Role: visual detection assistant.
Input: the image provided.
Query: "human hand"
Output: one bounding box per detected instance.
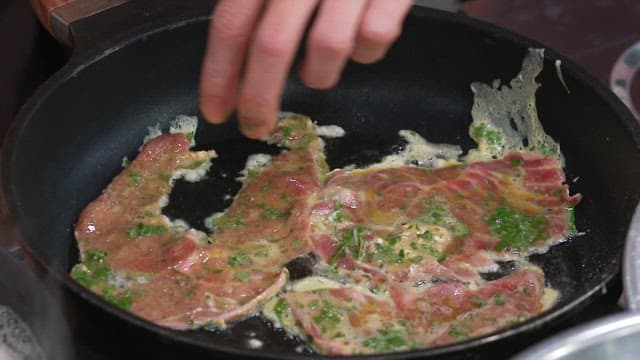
[199,0,412,139]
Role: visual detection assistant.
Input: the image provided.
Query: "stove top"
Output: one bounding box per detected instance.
[0,0,636,359]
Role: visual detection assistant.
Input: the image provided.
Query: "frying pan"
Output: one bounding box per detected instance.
[3,1,640,359]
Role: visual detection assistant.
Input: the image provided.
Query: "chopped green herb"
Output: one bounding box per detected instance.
[308,299,320,310]
[128,171,141,186]
[327,265,340,277]
[397,249,405,262]
[427,245,443,259]
[536,141,559,156]
[372,243,402,265]
[312,301,342,328]
[71,266,95,287]
[234,271,250,282]
[203,320,220,331]
[471,123,503,148]
[228,253,253,267]
[470,294,486,307]
[273,118,318,149]
[254,248,268,257]
[84,249,106,264]
[257,203,287,220]
[510,157,523,167]
[448,323,469,339]
[494,293,504,305]
[279,192,293,204]
[71,249,112,288]
[127,223,168,238]
[102,288,133,310]
[419,202,469,238]
[386,233,401,246]
[266,236,280,243]
[212,215,244,232]
[363,329,408,353]
[330,210,347,223]
[273,298,288,322]
[185,131,195,143]
[329,226,369,264]
[373,241,415,264]
[417,230,433,241]
[487,206,547,251]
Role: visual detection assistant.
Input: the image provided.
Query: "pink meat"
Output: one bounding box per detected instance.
[292,151,577,354]
[72,117,328,329]
[284,287,414,355]
[283,269,545,355]
[74,122,578,354]
[75,134,196,271]
[308,152,579,293]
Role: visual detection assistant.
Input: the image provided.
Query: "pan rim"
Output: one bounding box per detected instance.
[2,6,638,359]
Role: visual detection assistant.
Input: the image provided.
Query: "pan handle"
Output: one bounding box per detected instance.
[29,0,215,53]
[623,202,640,311]
[29,0,129,46]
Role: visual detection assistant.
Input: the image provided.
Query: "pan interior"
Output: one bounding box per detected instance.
[6,10,640,358]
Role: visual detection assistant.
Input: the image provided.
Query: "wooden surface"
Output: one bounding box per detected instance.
[462,0,640,87]
[29,0,128,44]
[29,0,74,31]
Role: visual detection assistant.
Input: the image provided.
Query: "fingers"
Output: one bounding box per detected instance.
[351,0,412,64]
[300,0,411,88]
[237,0,319,138]
[200,0,412,138]
[199,0,264,124]
[299,0,367,89]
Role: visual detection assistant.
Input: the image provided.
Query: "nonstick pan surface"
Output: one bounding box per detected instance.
[3,7,640,359]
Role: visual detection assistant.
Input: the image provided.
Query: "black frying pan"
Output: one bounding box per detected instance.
[3,4,640,360]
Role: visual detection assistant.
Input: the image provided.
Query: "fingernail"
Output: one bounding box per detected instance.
[239,117,271,139]
[200,96,230,124]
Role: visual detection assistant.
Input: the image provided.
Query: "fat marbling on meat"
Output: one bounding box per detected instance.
[72,114,327,329]
[271,151,579,354]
